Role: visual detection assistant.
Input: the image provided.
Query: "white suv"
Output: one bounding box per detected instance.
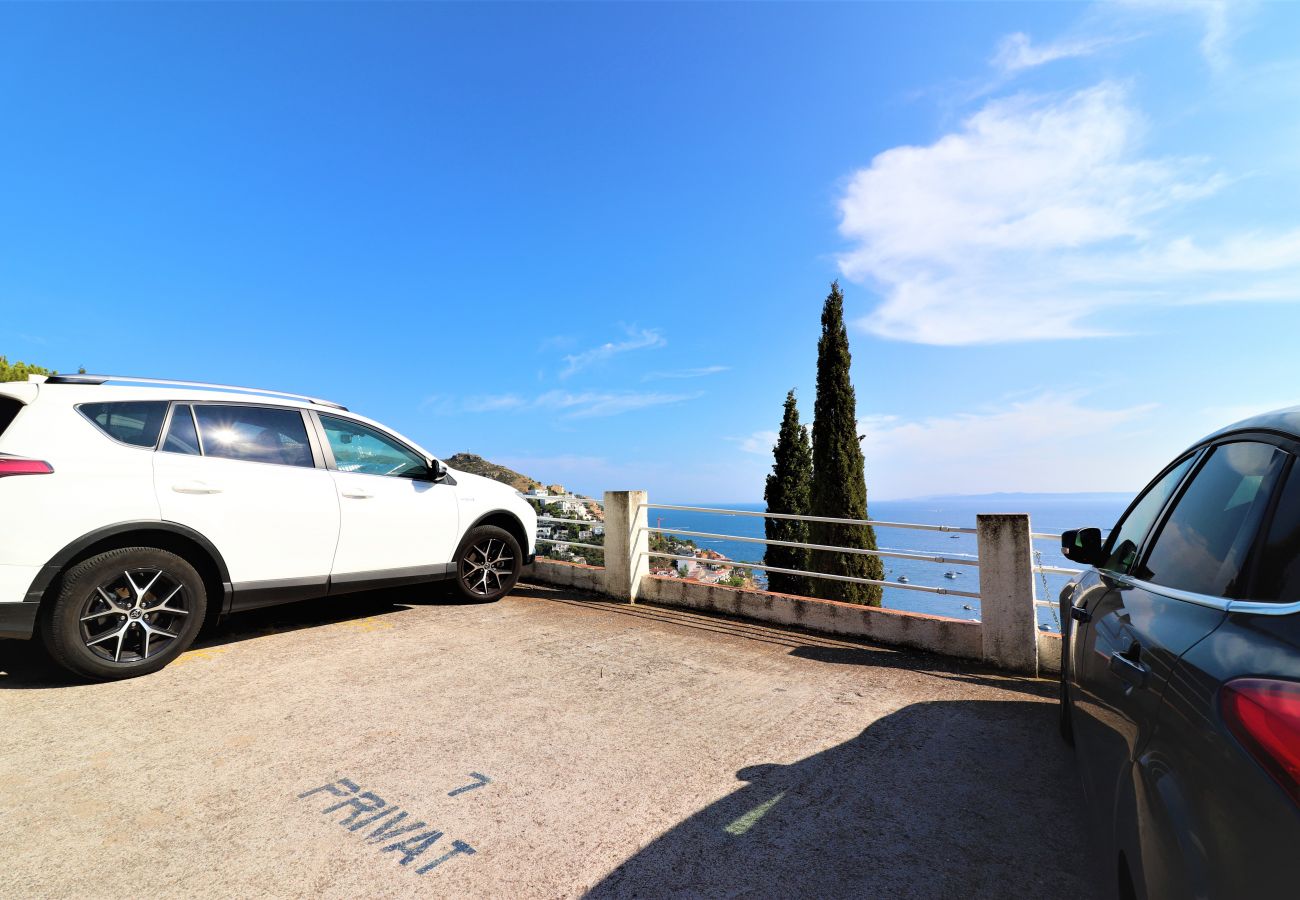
[0,375,537,680]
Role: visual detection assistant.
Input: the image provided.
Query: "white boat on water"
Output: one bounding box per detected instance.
[944,571,958,579]
[897,575,909,583]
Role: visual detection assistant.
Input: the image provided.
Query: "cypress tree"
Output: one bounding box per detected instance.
[763,390,813,595]
[808,281,884,606]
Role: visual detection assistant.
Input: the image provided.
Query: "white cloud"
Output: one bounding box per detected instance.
[726,395,1177,497]
[642,365,730,382]
[534,389,701,419]
[1107,0,1245,71]
[461,394,526,413]
[728,430,780,455]
[856,393,1167,498]
[992,31,1124,72]
[991,2,1248,77]
[446,388,700,419]
[836,82,1300,344]
[560,327,666,378]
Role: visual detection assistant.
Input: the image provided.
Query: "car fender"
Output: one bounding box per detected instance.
[24,519,233,607]
[462,508,534,558]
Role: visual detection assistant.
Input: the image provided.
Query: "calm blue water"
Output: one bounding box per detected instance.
[649,496,1131,633]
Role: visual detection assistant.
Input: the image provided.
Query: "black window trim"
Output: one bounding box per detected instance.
[307,410,435,480]
[157,402,203,457]
[75,400,171,451]
[0,395,24,437]
[1099,447,1205,577]
[1237,449,1299,606]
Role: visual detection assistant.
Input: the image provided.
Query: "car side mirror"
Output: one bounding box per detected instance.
[429,459,447,483]
[1061,527,1104,566]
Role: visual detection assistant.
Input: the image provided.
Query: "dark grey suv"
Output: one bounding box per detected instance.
[1058,408,1300,899]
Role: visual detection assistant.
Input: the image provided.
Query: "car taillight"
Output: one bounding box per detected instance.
[1222,678,1300,806]
[0,458,53,477]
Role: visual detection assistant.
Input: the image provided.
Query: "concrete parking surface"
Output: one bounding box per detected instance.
[0,583,1103,899]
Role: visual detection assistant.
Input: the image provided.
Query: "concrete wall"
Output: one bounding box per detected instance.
[637,576,983,661]
[524,558,604,594]
[1036,631,1062,676]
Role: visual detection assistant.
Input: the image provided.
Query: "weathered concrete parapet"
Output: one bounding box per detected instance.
[525,558,604,594]
[1036,631,1062,676]
[637,576,982,660]
[977,513,1038,675]
[603,490,649,602]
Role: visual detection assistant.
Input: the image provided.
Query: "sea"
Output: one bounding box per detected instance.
[650,494,1132,633]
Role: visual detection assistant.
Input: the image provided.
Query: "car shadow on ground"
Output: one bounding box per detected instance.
[0,582,481,688]
[585,698,1103,900]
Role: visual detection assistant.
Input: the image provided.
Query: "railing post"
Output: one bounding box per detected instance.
[976,513,1038,675]
[603,490,649,602]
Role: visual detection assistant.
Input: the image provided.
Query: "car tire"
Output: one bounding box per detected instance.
[452,525,522,603]
[40,547,207,681]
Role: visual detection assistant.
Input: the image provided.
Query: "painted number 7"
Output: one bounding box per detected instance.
[448,772,492,797]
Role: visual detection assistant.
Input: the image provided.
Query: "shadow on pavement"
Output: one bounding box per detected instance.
[0,582,477,688]
[585,699,1103,900]
[786,645,1054,700]
[516,583,1054,701]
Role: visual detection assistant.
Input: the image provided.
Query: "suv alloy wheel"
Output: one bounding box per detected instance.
[40,546,207,680]
[454,525,522,602]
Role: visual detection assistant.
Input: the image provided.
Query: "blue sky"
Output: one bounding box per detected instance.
[3,2,1300,501]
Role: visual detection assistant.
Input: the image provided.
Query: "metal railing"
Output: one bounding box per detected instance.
[1035,563,1083,576]
[647,503,975,533]
[526,494,603,506]
[536,539,606,552]
[646,526,979,567]
[639,502,982,600]
[530,495,606,561]
[1029,532,1083,618]
[1029,529,1084,576]
[644,551,980,598]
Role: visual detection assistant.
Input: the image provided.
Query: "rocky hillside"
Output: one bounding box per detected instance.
[443,453,541,492]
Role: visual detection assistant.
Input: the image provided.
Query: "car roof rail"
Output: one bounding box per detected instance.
[39,374,349,411]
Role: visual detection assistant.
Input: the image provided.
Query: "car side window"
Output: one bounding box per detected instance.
[1246,458,1300,602]
[192,404,314,468]
[1101,454,1197,574]
[161,405,201,455]
[78,401,169,448]
[1137,441,1285,598]
[319,415,427,478]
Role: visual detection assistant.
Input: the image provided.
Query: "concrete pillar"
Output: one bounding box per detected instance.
[603,490,649,602]
[977,513,1038,675]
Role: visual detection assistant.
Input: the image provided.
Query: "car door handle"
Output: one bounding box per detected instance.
[1108,647,1149,690]
[172,481,223,495]
[341,489,374,500]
